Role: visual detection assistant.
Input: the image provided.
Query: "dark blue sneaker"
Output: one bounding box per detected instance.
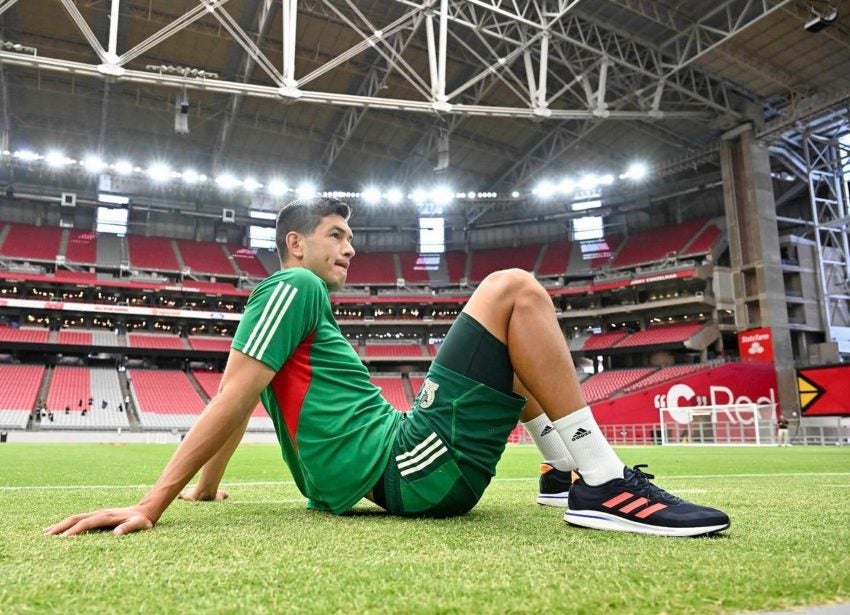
[537,463,576,507]
[564,465,730,537]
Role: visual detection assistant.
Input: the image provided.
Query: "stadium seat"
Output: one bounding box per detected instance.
[469,244,542,282]
[370,374,411,411]
[188,337,233,352]
[0,223,63,262]
[611,219,705,269]
[397,252,433,284]
[344,252,398,285]
[580,331,629,351]
[229,245,272,278]
[0,326,50,344]
[65,230,98,265]
[0,365,44,428]
[176,239,237,276]
[127,333,186,350]
[364,344,426,358]
[581,368,657,403]
[130,369,206,430]
[614,323,705,348]
[538,241,572,277]
[127,235,180,272]
[56,330,94,345]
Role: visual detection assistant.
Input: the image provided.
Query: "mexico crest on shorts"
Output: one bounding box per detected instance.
[419,378,439,408]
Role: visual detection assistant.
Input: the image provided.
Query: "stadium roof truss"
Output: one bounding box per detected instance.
[0,0,848,193]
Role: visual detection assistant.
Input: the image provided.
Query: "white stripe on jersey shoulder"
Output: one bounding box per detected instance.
[244,281,299,359]
[242,281,285,353]
[399,445,448,477]
[395,432,438,462]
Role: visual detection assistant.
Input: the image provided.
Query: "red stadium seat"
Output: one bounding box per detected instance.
[0,223,63,262]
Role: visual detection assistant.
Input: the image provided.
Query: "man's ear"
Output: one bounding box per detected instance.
[285,231,304,259]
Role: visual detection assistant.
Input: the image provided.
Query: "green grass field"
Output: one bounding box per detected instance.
[1,444,849,614]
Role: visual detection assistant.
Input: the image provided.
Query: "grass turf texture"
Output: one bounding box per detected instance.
[1,445,849,614]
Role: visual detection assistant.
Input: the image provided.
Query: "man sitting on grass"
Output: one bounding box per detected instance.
[45,197,729,538]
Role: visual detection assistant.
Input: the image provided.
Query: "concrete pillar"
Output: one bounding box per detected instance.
[719,125,798,414]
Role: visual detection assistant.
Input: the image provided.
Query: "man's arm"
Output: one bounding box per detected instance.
[178,408,252,502]
[44,350,275,536]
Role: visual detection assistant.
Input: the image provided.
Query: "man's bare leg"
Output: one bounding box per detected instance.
[466,270,730,537]
[464,269,624,485]
[516,376,575,471]
[517,376,577,507]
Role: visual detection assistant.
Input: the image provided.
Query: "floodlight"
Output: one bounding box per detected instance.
[411,189,427,203]
[242,177,262,192]
[83,155,105,173]
[267,179,288,197]
[511,191,520,198]
[599,174,614,186]
[386,188,403,204]
[624,162,648,181]
[45,151,70,168]
[296,182,316,199]
[13,149,39,162]
[578,175,598,191]
[362,187,381,204]
[181,169,199,184]
[147,163,171,182]
[559,179,575,194]
[431,186,454,205]
[215,173,240,190]
[113,160,133,175]
[534,181,556,198]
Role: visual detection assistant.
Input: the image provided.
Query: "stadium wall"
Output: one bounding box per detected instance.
[591,362,779,426]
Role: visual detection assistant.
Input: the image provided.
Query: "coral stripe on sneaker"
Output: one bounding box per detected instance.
[619,497,649,514]
[602,492,633,508]
[635,503,668,519]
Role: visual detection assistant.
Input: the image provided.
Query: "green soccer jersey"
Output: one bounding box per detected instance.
[232,267,402,514]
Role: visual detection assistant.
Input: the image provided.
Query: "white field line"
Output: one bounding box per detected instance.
[2,472,850,491]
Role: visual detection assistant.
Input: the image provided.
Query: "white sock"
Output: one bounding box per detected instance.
[522,414,576,472]
[553,406,624,486]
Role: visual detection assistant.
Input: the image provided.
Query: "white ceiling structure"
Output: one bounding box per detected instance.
[0,0,848,201]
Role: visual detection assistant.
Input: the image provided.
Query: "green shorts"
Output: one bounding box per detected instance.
[375,362,526,517]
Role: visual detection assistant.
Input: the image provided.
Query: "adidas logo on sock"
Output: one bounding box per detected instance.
[540,425,555,437]
[571,427,591,441]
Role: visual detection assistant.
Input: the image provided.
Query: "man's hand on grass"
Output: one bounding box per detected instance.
[43,506,156,537]
[178,485,229,502]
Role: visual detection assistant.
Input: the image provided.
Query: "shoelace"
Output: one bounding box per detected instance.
[627,464,683,505]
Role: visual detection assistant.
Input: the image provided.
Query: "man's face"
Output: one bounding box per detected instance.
[298,214,355,291]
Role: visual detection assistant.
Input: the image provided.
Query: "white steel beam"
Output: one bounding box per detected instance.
[425,12,438,98]
[536,33,549,111]
[58,0,108,63]
[303,4,428,97]
[282,0,297,87]
[0,50,711,120]
[213,0,278,169]
[119,1,233,67]
[319,12,425,177]
[205,1,283,85]
[436,0,448,105]
[0,1,19,19]
[106,0,121,62]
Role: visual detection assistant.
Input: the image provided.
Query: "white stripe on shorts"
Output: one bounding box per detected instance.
[397,437,445,470]
[399,445,448,477]
[395,432,438,462]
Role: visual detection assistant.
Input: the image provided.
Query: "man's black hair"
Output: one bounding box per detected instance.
[274,197,351,259]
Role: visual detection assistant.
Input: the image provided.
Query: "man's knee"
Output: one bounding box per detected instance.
[481,268,539,292]
[481,269,546,302]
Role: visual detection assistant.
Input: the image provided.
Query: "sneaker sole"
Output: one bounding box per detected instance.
[537,492,569,507]
[564,509,729,537]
